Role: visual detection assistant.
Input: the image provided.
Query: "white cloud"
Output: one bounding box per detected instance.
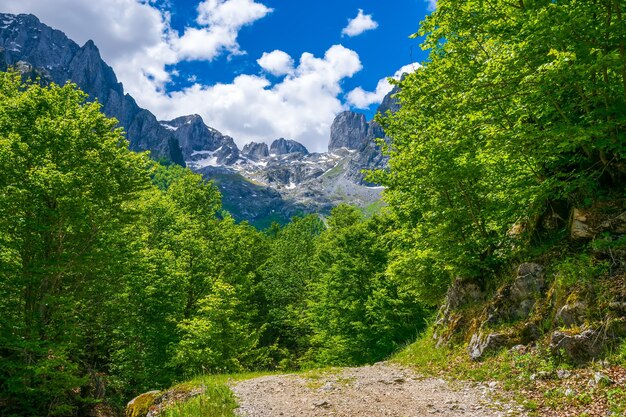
[175,0,273,61]
[341,9,378,37]
[3,0,272,90]
[346,63,420,109]
[143,45,362,152]
[257,50,294,76]
[425,0,437,11]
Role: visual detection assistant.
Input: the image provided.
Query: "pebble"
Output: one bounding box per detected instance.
[556,369,571,379]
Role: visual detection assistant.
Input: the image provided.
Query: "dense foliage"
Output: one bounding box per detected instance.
[376,0,626,301]
[0,74,426,416]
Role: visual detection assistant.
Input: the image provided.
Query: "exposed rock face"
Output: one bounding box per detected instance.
[377,84,401,115]
[434,278,485,347]
[242,141,269,161]
[0,12,398,226]
[550,329,604,365]
[126,391,160,417]
[270,138,309,155]
[468,332,509,361]
[570,205,626,240]
[485,263,545,324]
[160,115,225,159]
[556,302,587,327]
[0,13,184,165]
[329,111,370,152]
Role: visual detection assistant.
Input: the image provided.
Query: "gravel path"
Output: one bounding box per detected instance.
[231,363,527,417]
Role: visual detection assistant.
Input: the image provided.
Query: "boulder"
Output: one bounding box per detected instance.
[468,332,510,360]
[126,391,160,417]
[555,301,587,327]
[571,208,595,240]
[570,204,626,240]
[550,329,604,364]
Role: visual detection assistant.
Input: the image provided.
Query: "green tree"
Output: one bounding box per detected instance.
[376,0,626,301]
[259,215,325,364]
[306,205,427,366]
[0,72,151,416]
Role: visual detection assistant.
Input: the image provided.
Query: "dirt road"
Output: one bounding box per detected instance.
[231,362,527,416]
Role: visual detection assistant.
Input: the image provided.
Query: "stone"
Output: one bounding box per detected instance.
[468,332,509,360]
[571,208,595,239]
[313,400,330,408]
[485,263,545,324]
[594,372,614,387]
[550,329,604,364]
[510,344,528,354]
[570,205,626,240]
[433,277,485,346]
[126,391,160,417]
[555,302,587,327]
[520,322,541,344]
[556,369,572,379]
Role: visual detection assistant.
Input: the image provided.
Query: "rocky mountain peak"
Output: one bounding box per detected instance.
[328,111,369,152]
[270,138,309,156]
[242,142,269,161]
[161,114,241,167]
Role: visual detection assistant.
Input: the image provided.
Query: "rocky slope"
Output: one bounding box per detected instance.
[0,13,393,226]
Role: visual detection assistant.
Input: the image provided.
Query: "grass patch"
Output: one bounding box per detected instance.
[160,371,278,417]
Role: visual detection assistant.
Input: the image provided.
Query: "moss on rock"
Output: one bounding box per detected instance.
[125,390,161,417]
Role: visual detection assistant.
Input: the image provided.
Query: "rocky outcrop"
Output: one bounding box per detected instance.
[484,263,545,325]
[160,115,226,159]
[126,391,160,417]
[126,385,205,417]
[433,277,485,347]
[555,301,587,327]
[0,13,184,165]
[464,264,546,360]
[328,85,398,184]
[377,84,400,115]
[242,141,269,161]
[468,332,509,361]
[329,111,370,152]
[270,138,308,155]
[570,204,626,240]
[550,329,605,365]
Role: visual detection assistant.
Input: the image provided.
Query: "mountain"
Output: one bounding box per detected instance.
[0,13,184,165]
[0,13,397,227]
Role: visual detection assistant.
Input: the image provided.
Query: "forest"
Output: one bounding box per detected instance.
[1,0,626,415]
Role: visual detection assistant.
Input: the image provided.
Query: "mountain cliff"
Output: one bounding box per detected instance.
[0,13,184,165]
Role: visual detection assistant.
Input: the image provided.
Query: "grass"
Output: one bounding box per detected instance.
[159,371,277,417]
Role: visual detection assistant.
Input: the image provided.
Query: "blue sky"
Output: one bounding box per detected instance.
[3,0,434,151]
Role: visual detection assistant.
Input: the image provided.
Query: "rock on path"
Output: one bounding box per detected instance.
[231,363,526,417]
